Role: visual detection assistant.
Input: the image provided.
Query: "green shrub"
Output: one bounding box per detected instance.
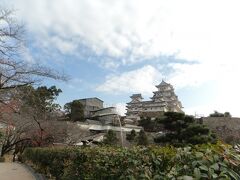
[23,142,240,179]
[23,147,72,179]
[137,130,149,145]
[155,112,217,146]
[126,129,136,142]
[103,130,118,145]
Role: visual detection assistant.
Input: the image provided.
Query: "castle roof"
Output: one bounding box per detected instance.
[79,97,104,102]
[130,93,143,99]
[156,80,171,88]
[126,80,183,116]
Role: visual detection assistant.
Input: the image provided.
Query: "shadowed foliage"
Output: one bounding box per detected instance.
[154,112,216,146]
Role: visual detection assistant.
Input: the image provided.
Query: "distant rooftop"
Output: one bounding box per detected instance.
[130,93,143,99]
[79,97,104,102]
[156,80,171,88]
[90,106,116,112]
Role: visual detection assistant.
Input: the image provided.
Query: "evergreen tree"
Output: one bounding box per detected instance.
[64,100,84,122]
[224,112,231,117]
[137,130,149,146]
[23,85,62,113]
[103,130,118,145]
[209,111,224,117]
[138,117,154,131]
[126,129,137,142]
[138,117,163,132]
[209,111,231,118]
[154,112,216,146]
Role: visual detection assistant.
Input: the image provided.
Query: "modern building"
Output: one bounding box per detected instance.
[78,98,104,118]
[126,80,183,121]
[71,97,142,146]
[90,107,119,125]
[75,97,142,132]
[78,98,121,127]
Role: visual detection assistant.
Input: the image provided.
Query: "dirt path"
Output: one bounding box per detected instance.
[0,162,36,180]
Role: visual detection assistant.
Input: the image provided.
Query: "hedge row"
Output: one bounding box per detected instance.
[23,142,240,179]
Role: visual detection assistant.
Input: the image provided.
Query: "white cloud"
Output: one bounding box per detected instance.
[167,63,219,89]
[98,62,240,117]
[2,0,240,79]
[96,65,162,95]
[100,58,120,70]
[167,62,239,89]
[170,62,240,117]
[50,36,77,54]
[5,0,240,65]
[3,0,240,116]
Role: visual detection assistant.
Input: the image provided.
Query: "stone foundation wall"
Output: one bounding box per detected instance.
[202,117,240,144]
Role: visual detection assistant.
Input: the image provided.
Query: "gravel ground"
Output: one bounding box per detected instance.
[0,162,36,180]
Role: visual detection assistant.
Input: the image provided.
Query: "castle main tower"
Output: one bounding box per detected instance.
[126,80,183,121]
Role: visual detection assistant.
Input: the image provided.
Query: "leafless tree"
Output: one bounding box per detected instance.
[0,9,22,59]
[0,95,69,157]
[0,8,68,158]
[0,109,32,157]
[65,122,90,145]
[0,9,67,104]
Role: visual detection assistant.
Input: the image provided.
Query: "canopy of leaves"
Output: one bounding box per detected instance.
[137,130,149,146]
[126,129,137,142]
[209,111,224,117]
[64,100,84,122]
[0,85,63,157]
[21,85,62,113]
[138,117,163,132]
[155,112,216,146]
[209,111,232,117]
[103,130,118,145]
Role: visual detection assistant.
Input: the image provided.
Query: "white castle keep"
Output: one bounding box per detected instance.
[126,80,183,121]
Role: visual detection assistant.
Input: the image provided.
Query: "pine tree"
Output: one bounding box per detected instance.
[64,100,84,122]
[126,129,137,142]
[137,130,149,146]
[154,112,216,146]
[103,130,118,145]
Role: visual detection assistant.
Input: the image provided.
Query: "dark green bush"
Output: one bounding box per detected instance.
[23,142,240,179]
[155,112,217,146]
[23,147,72,179]
[126,129,136,142]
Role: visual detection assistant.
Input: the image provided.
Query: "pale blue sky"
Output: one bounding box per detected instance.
[2,0,240,116]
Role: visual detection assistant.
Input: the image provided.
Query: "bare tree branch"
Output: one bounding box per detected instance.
[0,8,68,105]
[0,8,69,157]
